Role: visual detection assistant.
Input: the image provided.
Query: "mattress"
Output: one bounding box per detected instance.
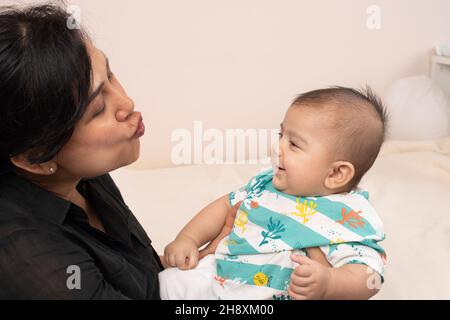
[111,136,450,299]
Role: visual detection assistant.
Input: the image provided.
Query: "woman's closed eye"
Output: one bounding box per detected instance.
[93,103,105,117]
[92,73,114,117]
[91,71,116,118]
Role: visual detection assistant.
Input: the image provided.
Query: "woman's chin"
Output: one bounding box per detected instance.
[124,150,140,167]
[126,140,141,164]
[112,147,141,172]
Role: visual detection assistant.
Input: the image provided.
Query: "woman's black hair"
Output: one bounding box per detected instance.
[0,3,92,172]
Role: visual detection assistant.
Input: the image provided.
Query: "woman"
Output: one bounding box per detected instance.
[0,3,236,299]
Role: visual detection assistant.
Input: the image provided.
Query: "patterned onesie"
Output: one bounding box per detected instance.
[159,169,386,300]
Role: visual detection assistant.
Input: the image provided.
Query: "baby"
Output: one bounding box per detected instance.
[159,86,387,300]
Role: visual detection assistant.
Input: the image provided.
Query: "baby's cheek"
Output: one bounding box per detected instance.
[288,171,304,188]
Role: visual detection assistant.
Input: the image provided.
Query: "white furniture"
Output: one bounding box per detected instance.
[431,55,450,96]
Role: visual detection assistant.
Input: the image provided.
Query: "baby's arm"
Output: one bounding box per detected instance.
[289,248,382,300]
[323,264,381,299]
[164,195,231,270]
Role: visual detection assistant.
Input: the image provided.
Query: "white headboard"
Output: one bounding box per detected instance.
[431,55,450,96]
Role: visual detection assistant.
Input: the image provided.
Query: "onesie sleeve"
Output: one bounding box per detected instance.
[228,185,248,207]
[319,242,386,282]
[228,168,274,207]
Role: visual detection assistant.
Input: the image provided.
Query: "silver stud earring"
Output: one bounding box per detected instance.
[49,167,55,174]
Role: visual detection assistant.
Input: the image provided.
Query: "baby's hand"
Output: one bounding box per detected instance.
[164,235,199,270]
[288,254,332,300]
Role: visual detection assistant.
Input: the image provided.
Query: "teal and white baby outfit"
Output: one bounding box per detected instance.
[159,169,386,300]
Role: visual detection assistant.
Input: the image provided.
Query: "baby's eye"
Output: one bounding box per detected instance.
[289,141,299,148]
[278,132,283,139]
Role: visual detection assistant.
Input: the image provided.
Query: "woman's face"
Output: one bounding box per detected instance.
[57,44,145,178]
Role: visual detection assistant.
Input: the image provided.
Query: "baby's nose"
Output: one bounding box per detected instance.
[271,140,281,156]
[271,141,281,170]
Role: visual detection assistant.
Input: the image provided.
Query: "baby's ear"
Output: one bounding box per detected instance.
[324,161,355,190]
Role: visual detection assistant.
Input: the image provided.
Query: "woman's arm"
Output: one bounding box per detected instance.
[0,229,133,299]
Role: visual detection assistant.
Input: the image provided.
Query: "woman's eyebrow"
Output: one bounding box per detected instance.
[102,51,112,75]
[86,52,110,105]
[86,82,105,106]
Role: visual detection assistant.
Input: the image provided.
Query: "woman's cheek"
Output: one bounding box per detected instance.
[82,122,128,148]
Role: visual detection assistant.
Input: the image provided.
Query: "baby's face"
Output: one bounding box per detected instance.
[272,105,335,197]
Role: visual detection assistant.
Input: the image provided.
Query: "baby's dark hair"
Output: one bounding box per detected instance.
[292,86,388,190]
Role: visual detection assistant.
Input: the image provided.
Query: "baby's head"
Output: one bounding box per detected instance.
[272,86,388,197]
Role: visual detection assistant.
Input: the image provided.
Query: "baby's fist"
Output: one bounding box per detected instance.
[164,236,199,270]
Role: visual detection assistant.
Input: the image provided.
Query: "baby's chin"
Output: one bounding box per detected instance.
[272,176,300,196]
[272,176,319,197]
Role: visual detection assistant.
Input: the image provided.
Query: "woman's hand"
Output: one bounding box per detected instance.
[198,201,241,259]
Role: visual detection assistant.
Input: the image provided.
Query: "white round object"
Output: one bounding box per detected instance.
[384,75,450,140]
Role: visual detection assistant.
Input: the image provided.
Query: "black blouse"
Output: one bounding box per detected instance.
[0,170,163,299]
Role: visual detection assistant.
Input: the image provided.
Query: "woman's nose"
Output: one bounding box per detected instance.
[115,96,135,121]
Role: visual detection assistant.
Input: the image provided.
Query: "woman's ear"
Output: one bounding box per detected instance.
[10,153,57,176]
[324,161,355,190]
